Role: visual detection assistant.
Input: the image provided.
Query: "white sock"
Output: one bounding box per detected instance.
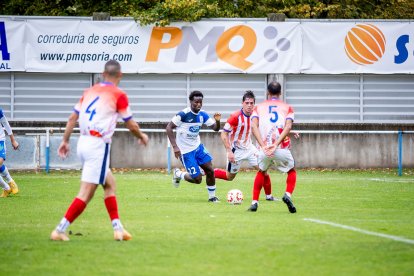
[112,219,123,231]
[207,185,216,198]
[266,194,273,199]
[285,192,292,198]
[179,171,187,180]
[252,200,258,205]
[0,177,10,190]
[0,166,12,183]
[56,217,70,233]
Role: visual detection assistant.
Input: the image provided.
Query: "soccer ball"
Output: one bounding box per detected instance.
[227,189,243,205]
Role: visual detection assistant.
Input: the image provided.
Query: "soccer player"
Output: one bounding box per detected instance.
[50,60,149,241]
[0,109,19,198]
[213,91,278,201]
[248,81,297,213]
[166,90,221,202]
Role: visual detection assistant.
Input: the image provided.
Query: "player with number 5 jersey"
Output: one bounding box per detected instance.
[248,81,297,213]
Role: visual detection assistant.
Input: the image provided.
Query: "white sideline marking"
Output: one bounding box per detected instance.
[304,218,414,245]
[368,178,414,183]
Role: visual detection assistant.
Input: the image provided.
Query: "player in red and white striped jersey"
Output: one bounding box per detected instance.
[214,91,278,201]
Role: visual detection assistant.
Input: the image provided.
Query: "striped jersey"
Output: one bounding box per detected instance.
[74,82,133,143]
[223,109,252,150]
[252,98,294,149]
[171,107,215,154]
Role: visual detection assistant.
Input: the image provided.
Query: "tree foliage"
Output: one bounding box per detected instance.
[1,0,413,25]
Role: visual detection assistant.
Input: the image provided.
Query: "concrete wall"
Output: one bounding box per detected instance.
[5,123,414,170]
[110,130,414,169]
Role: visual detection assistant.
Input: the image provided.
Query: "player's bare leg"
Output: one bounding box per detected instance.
[172,168,203,187]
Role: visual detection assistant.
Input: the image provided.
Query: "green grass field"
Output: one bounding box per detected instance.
[1,169,414,275]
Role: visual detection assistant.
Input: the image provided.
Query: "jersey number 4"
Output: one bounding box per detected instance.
[269,105,279,123]
[86,96,100,121]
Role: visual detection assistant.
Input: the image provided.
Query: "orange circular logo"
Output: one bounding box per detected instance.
[344,24,386,65]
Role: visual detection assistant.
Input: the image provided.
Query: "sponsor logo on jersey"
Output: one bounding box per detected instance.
[189,126,200,133]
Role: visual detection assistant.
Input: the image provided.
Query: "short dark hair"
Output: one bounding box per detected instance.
[189,90,204,101]
[243,90,255,103]
[104,60,121,77]
[267,81,281,95]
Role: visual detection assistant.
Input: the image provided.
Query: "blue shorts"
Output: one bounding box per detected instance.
[180,144,212,178]
[0,141,6,160]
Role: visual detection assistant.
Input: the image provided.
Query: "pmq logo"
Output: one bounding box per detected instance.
[344,24,386,65]
[0,22,11,70]
[145,25,291,70]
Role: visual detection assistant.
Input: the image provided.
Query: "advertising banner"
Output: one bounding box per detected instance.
[0,19,413,74]
[137,21,301,73]
[0,20,25,71]
[25,20,141,72]
[301,22,414,74]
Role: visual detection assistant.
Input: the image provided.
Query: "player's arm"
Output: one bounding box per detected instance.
[274,119,293,147]
[165,121,181,159]
[264,119,293,156]
[58,112,78,158]
[125,119,148,146]
[291,131,300,139]
[251,117,266,149]
[8,134,19,150]
[220,130,235,163]
[0,113,19,150]
[210,112,221,131]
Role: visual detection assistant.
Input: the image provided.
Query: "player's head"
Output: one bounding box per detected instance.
[103,60,122,84]
[242,90,255,116]
[189,90,204,113]
[267,81,282,98]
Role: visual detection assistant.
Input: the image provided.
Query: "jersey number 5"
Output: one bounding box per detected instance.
[269,105,278,123]
[86,96,100,121]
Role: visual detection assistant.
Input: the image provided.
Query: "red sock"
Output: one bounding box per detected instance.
[64,197,87,223]
[214,169,228,180]
[286,169,297,194]
[253,171,265,201]
[263,174,272,195]
[104,196,119,221]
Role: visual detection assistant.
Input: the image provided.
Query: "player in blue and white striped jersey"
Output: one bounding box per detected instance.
[166,90,221,202]
[0,108,19,197]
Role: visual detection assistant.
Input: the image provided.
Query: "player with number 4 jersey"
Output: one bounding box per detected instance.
[51,60,149,242]
[75,82,132,143]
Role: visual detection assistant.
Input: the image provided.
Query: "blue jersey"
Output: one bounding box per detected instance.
[171,107,215,154]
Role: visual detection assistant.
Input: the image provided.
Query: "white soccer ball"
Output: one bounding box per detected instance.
[227,189,243,205]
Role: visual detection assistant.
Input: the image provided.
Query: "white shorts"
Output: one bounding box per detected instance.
[77,135,111,185]
[227,144,259,174]
[257,148,295,173]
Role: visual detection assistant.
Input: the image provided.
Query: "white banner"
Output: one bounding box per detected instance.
[0,20,25,71]
[137,22,301,73]
[24,20,301,73]
[25,20,141,73]
[301,22,414,74]
[1,19,413,74]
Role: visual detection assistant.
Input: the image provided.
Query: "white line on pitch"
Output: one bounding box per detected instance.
[303,218,414,245]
